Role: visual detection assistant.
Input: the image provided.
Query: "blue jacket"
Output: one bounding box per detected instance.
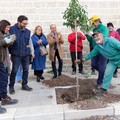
[31,34,48,70]
[9,24,31,56]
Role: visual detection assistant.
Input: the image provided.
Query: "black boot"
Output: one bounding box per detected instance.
[0,106,6,114]
[36,76,40,82]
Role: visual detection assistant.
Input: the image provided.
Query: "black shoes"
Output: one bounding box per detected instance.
[113,73,117,78]
[1,96,18,106]
[9,87,15,94]
[52,76,57,79]
[0,106,6,114]
[40,75,45,80]
[36,75,45,82]
[93,88,107,94]
[22,84,33,91]
[79,70,85,74]
[36,76,40,82]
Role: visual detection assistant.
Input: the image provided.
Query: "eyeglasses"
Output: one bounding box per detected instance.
[21,22,28,25]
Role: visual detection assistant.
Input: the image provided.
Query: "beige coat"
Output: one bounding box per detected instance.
[47,32,64,61]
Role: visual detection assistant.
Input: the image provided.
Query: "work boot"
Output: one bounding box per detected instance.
[1,96,18,106]
[0,106,6,114]
[9,87,15,94]
[22,84,33,91]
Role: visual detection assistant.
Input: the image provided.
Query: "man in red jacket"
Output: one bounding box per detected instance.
[68,28,86,75]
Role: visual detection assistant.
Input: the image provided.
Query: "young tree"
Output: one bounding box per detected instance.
[63,0,92,100]
[63,0,91,31]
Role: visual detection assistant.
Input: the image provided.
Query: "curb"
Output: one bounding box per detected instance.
[1,103,120,120]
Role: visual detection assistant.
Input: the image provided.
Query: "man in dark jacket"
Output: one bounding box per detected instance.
[9,15,33,94]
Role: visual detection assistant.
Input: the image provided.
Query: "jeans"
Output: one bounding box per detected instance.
[0,63,8,98]
[91,53,107,85]
[9,55,30,88]
[52,49,63,77]
[70,52,83,72]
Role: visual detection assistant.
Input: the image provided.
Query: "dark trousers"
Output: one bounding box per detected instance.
[0,63,8,98]
[52,49,63,77]
[70,52,83,72]
[114,67,118,74]
[91,53,107,85]
[9,55,30,88]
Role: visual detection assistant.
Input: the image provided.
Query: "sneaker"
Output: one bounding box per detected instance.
[36,76,40,82]
[0,106,6,114]
[40,75,45,80]
[1,96,18,106]
[72,71,76,75]
[22,85,33,91]
[113,73,117,78]
[9,87,15,94]
[79,70,85,74]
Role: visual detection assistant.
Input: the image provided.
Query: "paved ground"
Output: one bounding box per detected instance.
[1,66,120,119]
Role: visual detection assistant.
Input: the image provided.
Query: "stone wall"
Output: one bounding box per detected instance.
[0,0,120,66]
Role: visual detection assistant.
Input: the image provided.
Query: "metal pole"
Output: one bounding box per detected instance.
[75,20,79,100]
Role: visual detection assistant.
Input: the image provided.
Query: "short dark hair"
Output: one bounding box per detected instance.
[0,20,11,34]
[107,22,114,28]
[17,15,28,22]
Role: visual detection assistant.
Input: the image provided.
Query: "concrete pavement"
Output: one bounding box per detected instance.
[1,67,120,120]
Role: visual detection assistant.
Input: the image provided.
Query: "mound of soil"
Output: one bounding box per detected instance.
[42,75,120,110]
[80,116,117,120]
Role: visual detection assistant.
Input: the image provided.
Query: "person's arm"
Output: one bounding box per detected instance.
[68,33,76,43]
[47,34,56,46]
[115,31,120,41]
[84,46,99,60]
[31,35,40,48]
[29,37,34,54]
[58,33,64,44]
[41,35,48,45]
[78,31,86,40]
[109,38,120,50]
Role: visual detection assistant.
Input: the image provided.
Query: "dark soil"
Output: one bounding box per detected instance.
[42,75,120,110]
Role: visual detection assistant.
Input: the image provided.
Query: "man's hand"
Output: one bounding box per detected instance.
[75,58,85,64]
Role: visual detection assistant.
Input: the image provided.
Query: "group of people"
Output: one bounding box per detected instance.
[1,14,120,114]
[76,15,120,94]
[0,15,66,114]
